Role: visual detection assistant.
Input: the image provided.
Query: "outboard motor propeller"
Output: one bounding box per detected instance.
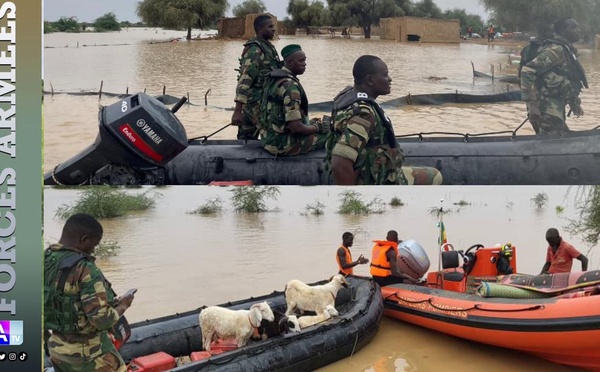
[44,93,188,185]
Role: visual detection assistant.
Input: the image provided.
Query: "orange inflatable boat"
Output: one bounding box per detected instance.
[382,243,600,372]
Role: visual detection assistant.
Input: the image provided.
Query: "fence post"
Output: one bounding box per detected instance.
[205,89,211,106]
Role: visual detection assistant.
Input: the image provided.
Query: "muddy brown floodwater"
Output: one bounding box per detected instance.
[43,186,594,371]
[43,29,600,173]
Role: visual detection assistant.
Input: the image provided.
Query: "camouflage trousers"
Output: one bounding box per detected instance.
[354,165,443,185]
[262,132,329,156]
[402,166,444,185]
[48,332,126,372]
[526,100,570,135]
[50,350,126,372]
[237,103,260,140]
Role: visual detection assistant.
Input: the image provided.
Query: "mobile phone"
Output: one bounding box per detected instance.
[123,288,138,297]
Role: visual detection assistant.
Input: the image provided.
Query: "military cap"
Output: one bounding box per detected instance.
[281,44,302,58]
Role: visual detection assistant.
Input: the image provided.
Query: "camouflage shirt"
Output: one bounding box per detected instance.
[45,244,120,357]
[259,67,312,154]
[521,36,587,105]
[327,87,407,185]
[235,37,282,105]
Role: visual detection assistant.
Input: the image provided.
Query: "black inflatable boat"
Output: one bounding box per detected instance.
[44,276,383,372]
[43,92,600,186]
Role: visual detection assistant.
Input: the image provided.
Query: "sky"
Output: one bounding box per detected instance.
[43,0,489,23]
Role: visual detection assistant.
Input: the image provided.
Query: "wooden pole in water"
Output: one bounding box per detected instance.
[99,80,103,100]
[205,88,211,106]
[126,86,129,95]
[163,85,166,96]
[50,82,54,97]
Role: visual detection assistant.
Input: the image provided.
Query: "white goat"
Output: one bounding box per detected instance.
[284,274,348,316]
[289,304,339,330]
[199,301,274,352]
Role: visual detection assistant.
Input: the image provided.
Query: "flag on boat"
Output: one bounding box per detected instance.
[437,221,447,246]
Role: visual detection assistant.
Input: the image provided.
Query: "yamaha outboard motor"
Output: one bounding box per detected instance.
[397,240,431,280]
[44,93,188,185]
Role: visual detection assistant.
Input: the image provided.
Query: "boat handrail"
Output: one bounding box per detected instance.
[385,292,545,313]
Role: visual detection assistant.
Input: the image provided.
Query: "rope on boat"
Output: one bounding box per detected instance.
[396,130,518,142]
[349,317,359,357]
[386,293,544,313]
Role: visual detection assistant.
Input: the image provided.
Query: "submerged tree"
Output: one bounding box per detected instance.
[137,0,228,40]
[93,12,121,32]
[233,0,267,17]
[568,186,600,247]
[230,186,280,213]
[52,16,81,32]
[54,186,159,219]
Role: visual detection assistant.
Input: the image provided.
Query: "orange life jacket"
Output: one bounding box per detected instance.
[336,245,353,276]
[370,240,398,277]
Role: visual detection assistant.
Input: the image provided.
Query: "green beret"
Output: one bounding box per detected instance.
[281,44,302,58]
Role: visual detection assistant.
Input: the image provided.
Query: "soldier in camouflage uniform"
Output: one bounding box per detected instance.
[326,55,443,185]
[44,214,135,372]
[521,18,588,135]
[259,44,330,156]
[518,23,555,133]
[232,14,282,140]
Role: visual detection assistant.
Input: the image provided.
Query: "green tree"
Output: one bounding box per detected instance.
[413,0,443,18]
[93,12,121,32]
[567,186,600,247]
[443,8,484,35]
[479,0,600,39]
[327,0,411,38]
[233,0,267,17]
[137,0,228,40]
[52,16,80,32]
[327,0,355,27]
[44,21,57,34]
[287,0,327,32]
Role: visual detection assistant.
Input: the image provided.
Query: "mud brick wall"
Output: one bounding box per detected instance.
[381,16,460,43]
[218,17,246,38]
[218,13,279,39]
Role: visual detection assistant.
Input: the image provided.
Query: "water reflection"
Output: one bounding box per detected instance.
[43,30,600,172]
[43,186,593,371]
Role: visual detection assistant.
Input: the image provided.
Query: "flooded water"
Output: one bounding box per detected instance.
[43,186,595,371]
[43,29,600,172]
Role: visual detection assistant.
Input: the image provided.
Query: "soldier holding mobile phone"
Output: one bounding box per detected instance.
[44,214,136,372]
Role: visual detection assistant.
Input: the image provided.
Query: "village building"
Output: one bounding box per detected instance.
[380,16,460,43]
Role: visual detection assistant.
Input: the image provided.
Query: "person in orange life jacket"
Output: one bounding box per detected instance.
[336,232,369,276]
[541,228,588,274]
[370,230,417,287]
